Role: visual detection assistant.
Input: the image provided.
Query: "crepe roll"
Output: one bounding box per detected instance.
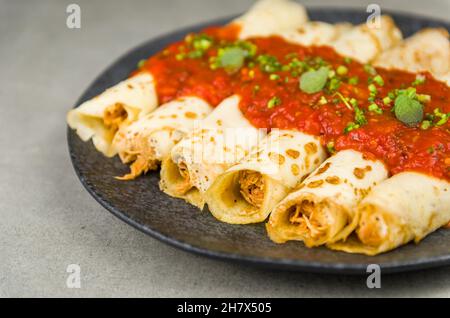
[279,21,352,46]
[374,28,450,78]
[266,149,388,247]
[67,73,158,157]
[234,0,308,39]
[329,172,450,255]
[439,72,450,86]
[206,130,326,224]
[159,95,266,208]
[112,96,213,180]
[331,16,402,63]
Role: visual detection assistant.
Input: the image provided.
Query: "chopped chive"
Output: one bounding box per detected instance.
[137,59,146,68]
[417,94,431,103]
[373,75,384,86]
[383,96,392,105]
[344,57,352,64]
[336,65,348,76]
[270,74,280,81]
[344,122,360,133]
[412,74,426,86]
[319,96,328,105]
[364,64,377,76]
[421,120,432,130]
[326,141,336,153]
[348,76,359,85]
[267,96,281,109]
[368,103,383,114]
[175,53,185,60]
[368,84,377,94]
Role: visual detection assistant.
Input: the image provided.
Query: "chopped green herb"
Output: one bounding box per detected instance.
[319,96,328,105]
[257,54,282,73]
[344,57,352,64]
[383,96,392,105]
[328,77,341,91]
[137,59,146,68]
[436,113,450,126]
[364,64,377,76]
[344,122,360,133]
[348,76,359,85]
[368,103,383,114]
[421,120,432,130]
[299,66,329,94]
[175,53,185,61]
[267,96,281,109]
[191,34,213,51]
[412,74,426,86]
[417,94,431,103]
[368,84,377,94]
[427,146,435,154]
[326,141,336,153]
[336,65,348,76]
[354,105,367,125]
[270,74,280,81]
[373,75,385,86]
[334,92,353,110]
[187,50,204,59]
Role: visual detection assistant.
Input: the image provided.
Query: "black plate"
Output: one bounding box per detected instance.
[68,8,450,274]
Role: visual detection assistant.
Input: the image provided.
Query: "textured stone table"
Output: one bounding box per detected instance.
[1,0,450,297]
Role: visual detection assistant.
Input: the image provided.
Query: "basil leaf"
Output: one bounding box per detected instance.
[394,94,424,126]
[217,47,246,72]
[300,67,329,94]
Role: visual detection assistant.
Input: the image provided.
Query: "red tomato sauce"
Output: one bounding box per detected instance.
[140,26,450,181]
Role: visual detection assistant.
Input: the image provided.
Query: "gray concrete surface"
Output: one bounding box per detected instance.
[1,0,450,297]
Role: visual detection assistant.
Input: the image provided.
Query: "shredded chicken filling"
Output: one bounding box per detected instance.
[104,103,128,132]
[288,201,328,238]
[175,162,193,194]
[238,171,265,208]
[117,137,158,180]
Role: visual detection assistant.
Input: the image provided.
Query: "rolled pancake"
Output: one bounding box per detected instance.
[206,130,326,224]
[331,16,402,63]
[112,96,213,180]
[266,149,388,247]
[279,21,352,46]
[439,72,450,86]
[159,95,266,209]
[374,28,450,78]
[329,172,450,255]
[67,73,157,157]
[233,0,308,39]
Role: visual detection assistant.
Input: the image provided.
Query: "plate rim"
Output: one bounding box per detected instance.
[67,7,450,275]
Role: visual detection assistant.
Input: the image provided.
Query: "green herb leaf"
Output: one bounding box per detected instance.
[420,120,432,130]
[299,66,329,94]
[137,59,146,68]
[336,65,348,76]
[326,141,336,153]
[216,47,246,72]
[348,76,359,85]
[394,94,424,126]
[267,96,281,109]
